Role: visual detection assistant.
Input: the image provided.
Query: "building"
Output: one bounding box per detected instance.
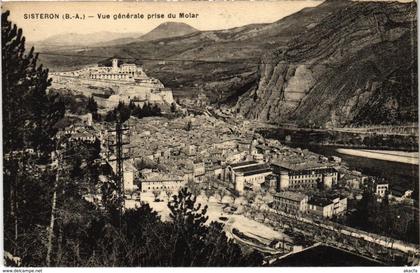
[308,197,334,218]
[389,185,413,202]
[224,161,258,181]
[140,173,186,193]
[272,162,338,191]
[308,195,347,218]
[193,160,206,183]
[224,161,272,194]
[89,58,145,81]
[330,195,347,215]
[49,58,175,110]
[273,191,308,214]
[184,144,197,156]
[108,159,136,193]
[375,183,389,197]
[262,174,279,193]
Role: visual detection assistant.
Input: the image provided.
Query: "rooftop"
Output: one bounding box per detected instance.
[242,168,272,177]
[229,160,258,168]
[308,197,333,207]
[234,163,270,174]
[272,161,325,171]
[274,191,307,202]
[272,161,338,175]
[271,244,384,266]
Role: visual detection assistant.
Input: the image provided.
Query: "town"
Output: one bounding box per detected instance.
[53,60,419,266]
[3,0,419,267]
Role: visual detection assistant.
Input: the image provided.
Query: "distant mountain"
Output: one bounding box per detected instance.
[31,31,144,48]
[37,0,417,127]
[139,22,199,41]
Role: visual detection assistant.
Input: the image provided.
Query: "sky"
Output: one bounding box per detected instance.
[3,1,323,42]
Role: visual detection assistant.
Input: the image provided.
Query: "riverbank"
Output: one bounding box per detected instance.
[257,127,418,152]
[336,148,419,165]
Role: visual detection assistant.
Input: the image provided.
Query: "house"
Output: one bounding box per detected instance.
[308,195,347,218]
[375,183,389,197]
[193,160,205,182]
[308,197,334,218]
[390,185,413,202]
[262,174,279,193]
[273,191,308,214]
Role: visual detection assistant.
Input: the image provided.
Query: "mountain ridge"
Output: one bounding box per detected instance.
[235,0,417,127]
[31,31,144,48]
[36,0,418,127]
[139,22,199,42]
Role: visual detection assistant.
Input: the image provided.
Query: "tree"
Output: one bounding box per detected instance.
[170,102,177,113]
[151,104,162,116]
[86,96,98,120]
[116,101,131,122]
[104,109,117,122]
[101,180,120,224]
[3,10,65,264]
[2,10,65,155]
[166,188,263,266]
[168,188,208,235]
[185,120,192,131]
[349,185,377,230]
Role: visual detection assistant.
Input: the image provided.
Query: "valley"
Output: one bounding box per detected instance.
[34,0,418,129]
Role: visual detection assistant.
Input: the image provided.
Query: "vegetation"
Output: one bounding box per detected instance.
[104,101,162,123]
[49,89,101,121]
[170,102,177,113]
[347,178,419,244]
[2,11,263,266]
[86,96,99,121]
[258,128,418,151]
[2,10,65,156]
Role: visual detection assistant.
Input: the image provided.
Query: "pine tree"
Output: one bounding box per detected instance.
[2,10,65,155]
[170,102,176,113]
[86,96,98,120]
[2,10,65,264]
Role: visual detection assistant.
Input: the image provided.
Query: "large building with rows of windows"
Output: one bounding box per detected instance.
[272,162,338,191]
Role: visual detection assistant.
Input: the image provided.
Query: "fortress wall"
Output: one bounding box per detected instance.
[50,75,174,107]
[160,90,174,104]
[121,85,154,100]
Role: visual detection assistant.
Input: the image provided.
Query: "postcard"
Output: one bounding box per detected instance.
[2,0,419,269]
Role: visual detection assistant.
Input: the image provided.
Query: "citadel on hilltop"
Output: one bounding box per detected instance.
[50,58,174,110]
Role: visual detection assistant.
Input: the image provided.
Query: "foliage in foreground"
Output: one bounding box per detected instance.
[2,10,262,267]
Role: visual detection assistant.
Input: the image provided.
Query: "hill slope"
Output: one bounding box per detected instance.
[37,0,417,126]
[139,22,199,41]
[235,0,417,126]
[38,1,344,99]
[32,31,144,48]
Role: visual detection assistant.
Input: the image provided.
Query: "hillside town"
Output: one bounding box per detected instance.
[2,2,419,268]
[61,98,419,265]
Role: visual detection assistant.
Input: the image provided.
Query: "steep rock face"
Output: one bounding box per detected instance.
[38,1,348,103]
[236,0,417,126]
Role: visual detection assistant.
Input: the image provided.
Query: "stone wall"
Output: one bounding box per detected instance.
[50,75,174,109]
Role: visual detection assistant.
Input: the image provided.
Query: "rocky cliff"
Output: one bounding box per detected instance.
[235,0,417,127]
[36,0,418,127]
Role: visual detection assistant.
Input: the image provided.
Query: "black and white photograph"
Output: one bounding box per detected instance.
[1,0,419,269]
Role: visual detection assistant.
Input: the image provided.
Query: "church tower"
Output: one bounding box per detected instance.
[112,58,119,71]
